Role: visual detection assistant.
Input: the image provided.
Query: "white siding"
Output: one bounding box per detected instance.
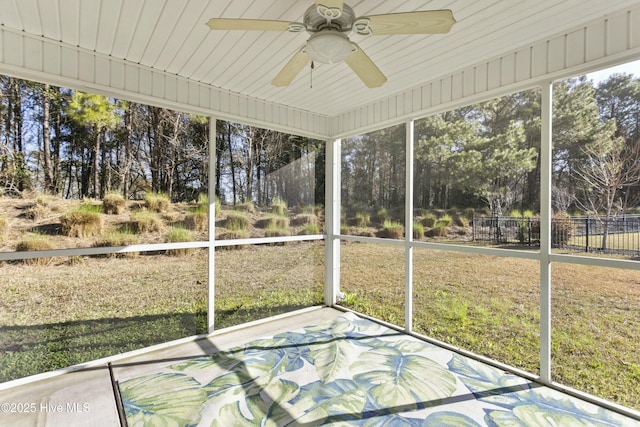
[330,4,640,137]
[0,27,329,139]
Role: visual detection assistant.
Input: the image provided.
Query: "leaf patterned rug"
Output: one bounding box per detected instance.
[118,312,638,426]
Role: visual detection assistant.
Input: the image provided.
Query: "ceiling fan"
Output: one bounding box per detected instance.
[206,0,455,88]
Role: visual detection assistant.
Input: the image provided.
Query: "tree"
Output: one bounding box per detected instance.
[573,134,640,249]
[41,84,55,193]
[67,92,118,198]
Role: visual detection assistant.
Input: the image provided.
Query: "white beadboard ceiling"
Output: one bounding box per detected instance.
[1,0,639,118]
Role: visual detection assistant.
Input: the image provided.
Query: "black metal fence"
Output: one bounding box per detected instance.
[472,215,640,256]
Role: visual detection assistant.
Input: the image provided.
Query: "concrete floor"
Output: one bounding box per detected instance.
[1,306,639,426]
[0,306,342,427]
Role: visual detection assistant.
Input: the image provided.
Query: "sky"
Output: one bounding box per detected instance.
[585,59,640,83]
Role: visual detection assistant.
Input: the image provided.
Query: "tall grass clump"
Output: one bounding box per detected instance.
[292,213,318,227]
[413,221,424,239]
[225,212,250,231]
[426,226,448,237]
[165,227,195,256]
[271,197,288,217]
[25,203,49,221]
[0,215,8,242]
[145,192,171,213]
[256,215,289,229]
[376,208,389,224]
[94,230,140,257]
[264,223,290,238]
[435,214,452,228]
[130,210,164,233]
[298,222,320,235]
[421,213,437,227]
[453,215,470,227]
[15,234,54,264]
[185,200,208,232]
[377,220,404,239]
[103,192,126,214]
[60,207,104,237]
[233,201,255,215]
[354,212,370,227]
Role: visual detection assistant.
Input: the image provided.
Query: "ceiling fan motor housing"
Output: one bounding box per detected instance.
[303,3,356,32]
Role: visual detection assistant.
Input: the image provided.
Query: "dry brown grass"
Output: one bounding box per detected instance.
[130,210,164,233]
[14,234,55,264]
[256,215,289,229]
[103,193,126,215]
[0,215,8,242]
[184,212,207,232]
[292,213,318,226]
[60,210,104,237]
[144,192,170,213]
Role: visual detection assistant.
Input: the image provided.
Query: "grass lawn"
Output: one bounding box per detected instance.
[0,241,638,411]
[569,231,640,252]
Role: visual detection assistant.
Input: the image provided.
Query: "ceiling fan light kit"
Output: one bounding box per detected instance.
[305,31,354,64]
[206,1,455,88]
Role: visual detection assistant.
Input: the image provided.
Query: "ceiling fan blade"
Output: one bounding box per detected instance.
[315,0,343,12]
[206,18,291,32]
[345,43,387,88]
[272,46,311,87]
[362,10,455,35]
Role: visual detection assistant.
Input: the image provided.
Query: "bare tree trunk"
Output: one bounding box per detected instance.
[42,84,54,193]
[123,104,132,199]
[92,129,100,198]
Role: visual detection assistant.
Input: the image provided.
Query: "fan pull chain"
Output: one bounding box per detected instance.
[310,61,315,88]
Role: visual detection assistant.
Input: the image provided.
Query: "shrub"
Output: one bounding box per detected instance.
[225,212,250,230]
[0,215,8,242]
[15,234,54,264]
[413,221,424,239]
[421,213,437,227]
[377,220,404,239]
[426,226,447,237]
[130,210,164,233]
[298,223,320,235]
[551,216,573,246]
[94,231,140,257]
[256,215,289,229]
[165,227,194,256]
[271,198,288,217]
[264,223,290,238]
[60,209,103,237]
[102,193,126,214]
[435,214,452,228]
[145,192,170,213]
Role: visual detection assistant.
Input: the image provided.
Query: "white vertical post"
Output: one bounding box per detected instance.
[324,138,341,306]
[540,81,553,383]
[207,117,217,334]
[405,120,414,332]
